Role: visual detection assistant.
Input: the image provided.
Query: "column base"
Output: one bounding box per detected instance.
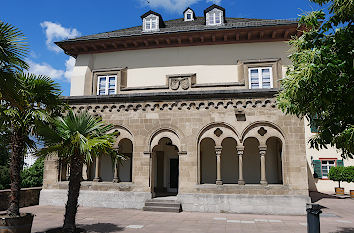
[112,178,119,183]
[216,180,223,185]
[238,180,245,185]
[93,178,102,182]
[260,180,268,185]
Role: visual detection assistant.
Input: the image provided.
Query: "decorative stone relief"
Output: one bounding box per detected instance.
[167,74,196,91]
[258,127,267,136]
[214,128,223,137]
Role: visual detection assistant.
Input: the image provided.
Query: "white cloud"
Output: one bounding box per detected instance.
[206,0,221,4]
[27,57,75,82]
[140,0,197,12]
[40,21,81,53]
[140,0,222,13]
[64,57,76,81]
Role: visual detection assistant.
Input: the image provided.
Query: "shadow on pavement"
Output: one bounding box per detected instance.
[310,191,350,203]
[333,228,354,233]
[35,223,124,233]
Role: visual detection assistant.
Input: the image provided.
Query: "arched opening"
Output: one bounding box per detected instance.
[221,138,238,184]
[200,137,216,184]
[118,138,133,182]
[100,155,114,182]
[152,137,179,197]
[266,137,283,184]
[243,137,261,184]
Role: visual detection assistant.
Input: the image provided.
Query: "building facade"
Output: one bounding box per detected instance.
[40,5,315,215]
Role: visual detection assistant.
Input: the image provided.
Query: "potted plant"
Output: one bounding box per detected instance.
[342,166,354,198]
[328,166,345,195]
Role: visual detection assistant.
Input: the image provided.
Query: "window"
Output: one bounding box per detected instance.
[184,9,194,21]
[310,114,319,133]
[97,75,117,95]
[313,159,344,179]
[248,67,273,89]
[144,16,158,31]
[207,10,223,25]
[321,160,336,178]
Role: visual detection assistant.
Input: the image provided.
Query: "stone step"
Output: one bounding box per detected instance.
[143,206,181,213]
[145,201,181,208]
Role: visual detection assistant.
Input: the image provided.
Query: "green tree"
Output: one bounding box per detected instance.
[277,0,354,158]
[0,21,29,104]
[0,73,62,216]
[37,110,121,232]
[21,157,44,188]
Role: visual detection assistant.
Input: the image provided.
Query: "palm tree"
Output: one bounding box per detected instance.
[0,21,29,104]
[37,110,120,232]
[0,72,62,216]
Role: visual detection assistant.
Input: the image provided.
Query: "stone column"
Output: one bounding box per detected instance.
[215,146,223,185]
[237,146,245,185]
[93,156,101,182]
[82,164,88,181]
[113,158,119,183]
[259,146,267,185]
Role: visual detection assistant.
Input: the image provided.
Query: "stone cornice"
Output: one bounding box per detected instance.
[63,88,278,105]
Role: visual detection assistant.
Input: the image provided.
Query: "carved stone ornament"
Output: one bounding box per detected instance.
[180,78,190,90]
[170,78,180,90]
[214,128,223,137]
[258,127,267,136]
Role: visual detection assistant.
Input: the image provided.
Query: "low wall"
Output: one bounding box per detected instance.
[40,189,309,215]
[0,187,42,211]
[40,189,152,209]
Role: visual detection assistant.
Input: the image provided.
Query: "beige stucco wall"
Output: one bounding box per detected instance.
[70,41,291,96]
[304,118,354,194]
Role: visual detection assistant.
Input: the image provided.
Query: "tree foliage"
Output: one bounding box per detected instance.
[37,110,121,232]
[0,21,29,104]
[21,157,44,188]
[277,0,354,158]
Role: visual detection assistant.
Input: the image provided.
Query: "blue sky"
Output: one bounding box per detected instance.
[1,0,325,96]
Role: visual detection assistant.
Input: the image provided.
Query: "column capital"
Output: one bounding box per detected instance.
[236,145,245,155]
[215,146,222,155]
[258,145,267,153]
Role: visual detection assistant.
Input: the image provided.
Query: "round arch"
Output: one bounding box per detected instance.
[241,121,285,146]
[197,122,241,146]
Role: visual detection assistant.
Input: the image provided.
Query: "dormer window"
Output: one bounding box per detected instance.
[207,9,223,26]
[204,4,225,26]
[141,11,164,32]
[144,15,159,31]
[184,8,195,22]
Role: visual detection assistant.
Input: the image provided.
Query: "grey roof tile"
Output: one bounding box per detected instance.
[59,17,298,43]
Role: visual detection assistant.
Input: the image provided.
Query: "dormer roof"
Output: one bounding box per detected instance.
[141,10,165,28]
[204,4,225,14]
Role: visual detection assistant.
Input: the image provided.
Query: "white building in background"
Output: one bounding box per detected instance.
[24,151,37,168]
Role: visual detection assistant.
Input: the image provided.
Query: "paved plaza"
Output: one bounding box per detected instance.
[24,193,354,232]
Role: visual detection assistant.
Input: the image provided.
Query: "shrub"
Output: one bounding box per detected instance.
[21,157,44,188]
[342,166,354,183]
[328,166,345,188]
[0,165,10,190]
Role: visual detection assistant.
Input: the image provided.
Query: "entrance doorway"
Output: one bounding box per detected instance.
[152,137,179,197]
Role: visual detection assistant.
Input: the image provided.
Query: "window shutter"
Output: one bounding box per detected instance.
[310,115,319,133]
[337,160,344,167]
[313,160,322,178]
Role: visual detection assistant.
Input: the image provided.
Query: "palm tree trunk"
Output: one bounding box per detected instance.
[7,130,25,217]
[63,155,83,232]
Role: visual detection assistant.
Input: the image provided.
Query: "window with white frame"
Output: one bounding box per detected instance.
[321,160,336,178]
[184,9,194,21]
[206,9,223,26]
[97,75,117,95]
[248,67,273,89]
[144,15,159,31]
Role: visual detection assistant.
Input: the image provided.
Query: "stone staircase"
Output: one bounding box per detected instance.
[143,198,182,213]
